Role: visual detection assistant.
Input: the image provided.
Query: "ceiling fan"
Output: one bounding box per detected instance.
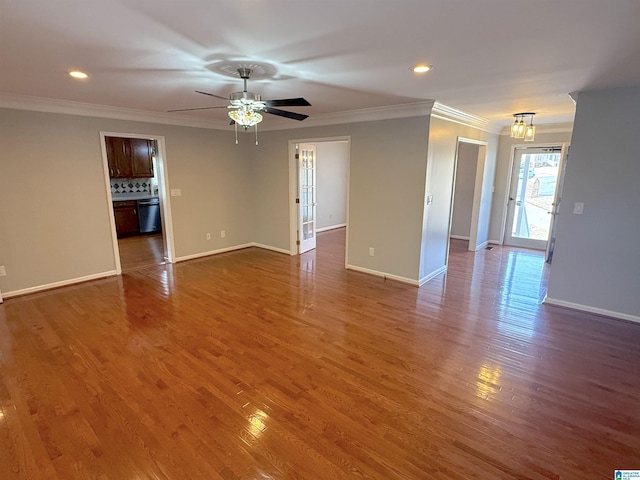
[169,68,311,128]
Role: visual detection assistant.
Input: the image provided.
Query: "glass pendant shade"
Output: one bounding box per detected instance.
[228,109,263,127]
[515,119,526,138]
[524,124,536,142]
[510,119,520,138]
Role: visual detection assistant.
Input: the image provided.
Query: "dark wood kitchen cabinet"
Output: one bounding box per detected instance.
[106,136,154,178]
[106,137,132,178]
[113,200,139,237]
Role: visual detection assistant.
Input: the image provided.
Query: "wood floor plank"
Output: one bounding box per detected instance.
[1,230,639,479]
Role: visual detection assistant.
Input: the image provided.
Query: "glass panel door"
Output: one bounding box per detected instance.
[504,148,562,250]
[297,144,317,253]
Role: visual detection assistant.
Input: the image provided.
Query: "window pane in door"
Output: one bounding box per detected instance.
[303,222,313,240]
[511,153,561,241]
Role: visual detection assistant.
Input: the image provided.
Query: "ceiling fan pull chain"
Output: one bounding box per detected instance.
[255,123,259,145]
[234,121,238,145]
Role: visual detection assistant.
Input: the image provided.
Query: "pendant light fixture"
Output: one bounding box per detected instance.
[510,112,536,142]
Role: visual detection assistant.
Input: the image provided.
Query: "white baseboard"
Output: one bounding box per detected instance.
[419,265,447,286]
[474,240,489,251]
[5,242,290,299]
[176,243,294,263]
[489,239,502,245]
[175,243,254,262]
[251,243,292,255]
[346,264,419,286]
[3,270,118,299]
[317,223,347,233]
[449,234,470,240]
[543,296,640,324]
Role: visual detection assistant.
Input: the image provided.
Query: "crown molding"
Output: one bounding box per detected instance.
[0,93,436,130]
[0,93,231,130]
[261,101,437,131]
[0,93,500,134]
[431,102,503,134]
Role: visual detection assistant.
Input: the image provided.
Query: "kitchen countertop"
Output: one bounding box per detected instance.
[112,194,159,202]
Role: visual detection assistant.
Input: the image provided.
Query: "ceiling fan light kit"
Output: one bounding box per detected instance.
[169,67,311,145]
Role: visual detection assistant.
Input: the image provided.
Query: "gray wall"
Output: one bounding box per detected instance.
[473,144,493,250]
[546,87,640,319]
[254,117,431,283]
[316,141,349,230]
[0,106,500,295]
[451,142,479,238]
[0,108,252,294]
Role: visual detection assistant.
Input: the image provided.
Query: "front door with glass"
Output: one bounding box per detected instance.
[504,147,563,250]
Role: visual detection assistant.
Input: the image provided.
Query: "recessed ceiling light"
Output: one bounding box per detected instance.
[413,64,433,73]
[69,70,88,79]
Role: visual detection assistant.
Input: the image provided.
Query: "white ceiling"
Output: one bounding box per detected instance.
[2,0,640,130]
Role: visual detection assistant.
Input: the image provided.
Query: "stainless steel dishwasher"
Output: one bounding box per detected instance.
[137,197,162,233]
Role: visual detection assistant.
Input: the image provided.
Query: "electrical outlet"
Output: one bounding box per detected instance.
[368,247,375,257]
[220,230,226,238]
[0,265,6,276]
[206,233,211,240]
[170,188,182,197]
[426,195,433,205]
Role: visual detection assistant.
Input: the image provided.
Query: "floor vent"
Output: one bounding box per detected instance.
[485,246,494,250]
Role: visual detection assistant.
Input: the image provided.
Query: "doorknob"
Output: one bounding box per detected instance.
[509,197,515,201]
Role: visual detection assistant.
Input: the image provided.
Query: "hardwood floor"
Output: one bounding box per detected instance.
[118,233,165,271]
[1,229,639,479]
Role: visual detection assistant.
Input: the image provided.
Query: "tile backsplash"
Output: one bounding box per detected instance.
[111,178,152,195]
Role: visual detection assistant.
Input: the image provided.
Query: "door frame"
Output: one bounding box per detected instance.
[447,137,490,261]
[503,143,566,250]
[100,132,175,274]
[288,136,351,262]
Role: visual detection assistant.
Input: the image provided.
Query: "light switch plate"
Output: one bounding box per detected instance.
[573,202,584,214]
[0,266,6,276]
[426,195,433,205]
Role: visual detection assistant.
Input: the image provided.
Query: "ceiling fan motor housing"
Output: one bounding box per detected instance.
[229,91,266,110]
[170,65,309,122]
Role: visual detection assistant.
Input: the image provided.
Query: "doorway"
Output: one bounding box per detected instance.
[448,138,492,256]
[100,132,175,274]
[504,146,565,252]
[288,137,350,260]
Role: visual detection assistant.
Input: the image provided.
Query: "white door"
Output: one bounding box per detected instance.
[504,147,563,250]
[545,145,568,262]
[297,143,317,253]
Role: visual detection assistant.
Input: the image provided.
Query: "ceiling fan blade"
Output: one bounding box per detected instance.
[168,106,228,112]
[264,107,309,121]
[195,90,229,101]
[264,97,311,107]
